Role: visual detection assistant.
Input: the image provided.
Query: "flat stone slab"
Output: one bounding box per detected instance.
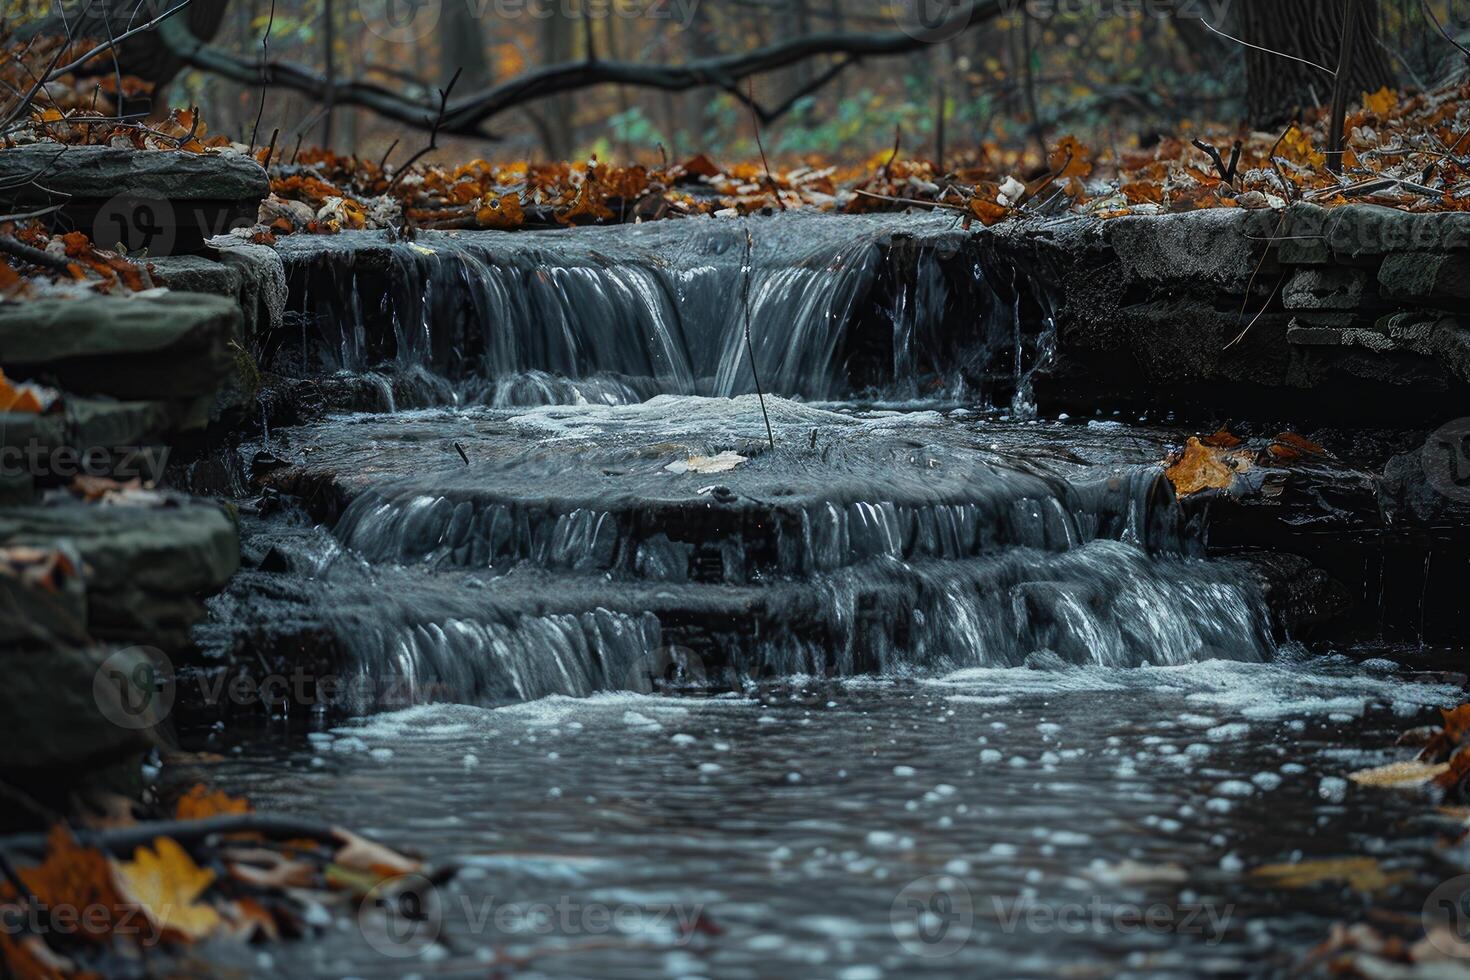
[0,497,240,651]
[0,145,269,253]
[0,294,240,421]
[0,145,269,202]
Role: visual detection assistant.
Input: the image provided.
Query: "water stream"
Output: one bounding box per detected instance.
[189,214,1465,977]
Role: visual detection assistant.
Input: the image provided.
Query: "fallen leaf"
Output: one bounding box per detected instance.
[112,836,221,942]
[1165,437,1249,495]
[1348,759,1448,788]
[16,826,121,940]
[1249,856,1411,893]
[332,828,419,879]
[174,784,251,821]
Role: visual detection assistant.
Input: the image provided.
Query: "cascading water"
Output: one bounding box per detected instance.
[193,210,1464,980]
[268,212,1055,409]
[204,387,1284,713]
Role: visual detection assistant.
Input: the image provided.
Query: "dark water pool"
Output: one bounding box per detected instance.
[179,649,1464,979]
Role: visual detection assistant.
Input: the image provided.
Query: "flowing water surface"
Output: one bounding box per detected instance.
[186,215,1468,978]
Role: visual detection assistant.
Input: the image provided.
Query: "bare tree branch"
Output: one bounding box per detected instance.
[154,1,1002,140]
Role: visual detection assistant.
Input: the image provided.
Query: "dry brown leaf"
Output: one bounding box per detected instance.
[332,828,419,878]
[1165,437,1249,496]
[1249,856,1411,893]
[173,784,251,821]
[1348,759,1448,788]
[16,826,122,941]
[968,196,1011,227]
[476,192,525,230]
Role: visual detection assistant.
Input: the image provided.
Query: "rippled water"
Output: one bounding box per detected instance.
[188,652,1461,979]
[194,217,1465,978]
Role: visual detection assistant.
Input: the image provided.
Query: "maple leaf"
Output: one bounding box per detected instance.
[112,837,221,943]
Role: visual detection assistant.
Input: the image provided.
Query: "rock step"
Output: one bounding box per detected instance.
[246,398,1193,582]
[0,145,268,254]
[0,498,240,653]
[200,519,1317,716]
[0,293,243,432]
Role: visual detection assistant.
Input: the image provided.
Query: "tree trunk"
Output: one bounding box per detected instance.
[539,8,576,159]
[1240,0,1395,128]
[439,0,491,92]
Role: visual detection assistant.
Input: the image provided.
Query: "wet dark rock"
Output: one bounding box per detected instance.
[0,294,240,431]
[0,542,88,649]
[0,645,156,825]
[0,145,268,254]
[0,499,240,652]
[259,207,1470,426]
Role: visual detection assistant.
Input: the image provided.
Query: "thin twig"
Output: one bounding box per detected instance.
[387,68,463,193]
[747,78,786,211]
[0,234,73,272]
[1200,17,1337,75]
[248,0,277,154]
[378,138,401,173]
[1421,0,1470,60]
[741,228,775,451]
[46,0,196,80]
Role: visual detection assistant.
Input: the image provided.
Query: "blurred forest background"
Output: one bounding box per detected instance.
[8,0,1470,170]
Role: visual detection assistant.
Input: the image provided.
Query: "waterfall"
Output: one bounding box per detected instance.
[270,212,1056,409]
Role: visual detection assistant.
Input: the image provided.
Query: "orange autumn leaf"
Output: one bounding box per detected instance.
[475,192,525,230]
[1165,437,1250,496]
[1268,431,1327,460]
[0,370,44,414]
[1048,135,1093,179]
[1119,181,1162,204]
[16,826,122,941]
[1363,86,1397,117]
[556,183,614,225]
[1200,427,1243,448]
[1419,704,1470,762]
[968,196,1011,226]
[174,784,251,821]
[680,154,721,179]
